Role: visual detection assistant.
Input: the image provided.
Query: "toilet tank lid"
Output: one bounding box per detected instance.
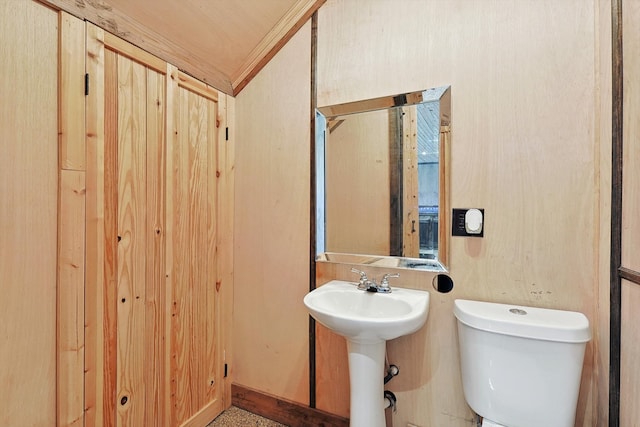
[454,299,591,343]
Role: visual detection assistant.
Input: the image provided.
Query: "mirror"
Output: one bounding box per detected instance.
[315,86,450,271]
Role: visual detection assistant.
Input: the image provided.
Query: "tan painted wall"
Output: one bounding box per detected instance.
[0,1,58,425]
[232,0,612,423]
[620,0,640,423]
[315,0,611,426]
[233,22,312,403]
[621,0,640,272]
[621,280,640,426]
[50,2,614,421]
[2,0,614,424]
[596,1,612,425]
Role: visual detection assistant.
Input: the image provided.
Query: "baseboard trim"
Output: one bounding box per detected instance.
[231,383,349,427]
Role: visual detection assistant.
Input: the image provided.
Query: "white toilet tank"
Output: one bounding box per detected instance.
[454,299,591,427]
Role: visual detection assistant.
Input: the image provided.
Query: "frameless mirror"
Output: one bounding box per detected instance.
[315,86,450,271]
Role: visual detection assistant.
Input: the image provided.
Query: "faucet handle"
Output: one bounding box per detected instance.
[380,273,400,288]
[351,268,369,289]
[351,268,367,278]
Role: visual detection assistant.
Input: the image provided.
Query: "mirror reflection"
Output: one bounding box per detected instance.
[316,86,450,271]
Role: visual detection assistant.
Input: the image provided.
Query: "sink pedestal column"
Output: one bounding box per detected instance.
[346,340,386,427]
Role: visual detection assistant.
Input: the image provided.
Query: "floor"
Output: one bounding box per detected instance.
[207,406,287,427]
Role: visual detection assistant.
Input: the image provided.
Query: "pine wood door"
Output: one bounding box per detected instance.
[165,67,226,427]
[85,24,227,427]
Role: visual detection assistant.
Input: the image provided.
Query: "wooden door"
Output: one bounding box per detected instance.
[85,25,228,427]
[0,1,58,425]
[89,29,169,427]
[165,67,226,427]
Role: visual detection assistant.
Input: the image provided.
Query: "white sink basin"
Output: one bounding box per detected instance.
[303,279,430,342]
[304,279,430,426]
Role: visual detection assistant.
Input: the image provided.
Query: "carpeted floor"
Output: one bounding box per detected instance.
[207,406,288,427]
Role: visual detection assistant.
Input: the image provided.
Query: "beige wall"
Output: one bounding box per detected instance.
[233,22,312,403]
[620,0,640,423]
[234,0,611,425]
[0,0,616,424]
[315,0,610,425]
[0,1,59,425]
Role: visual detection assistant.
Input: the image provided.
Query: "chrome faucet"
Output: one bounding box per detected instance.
[379,273,400,292]
[351,268,371,290]
[350,268,399,293]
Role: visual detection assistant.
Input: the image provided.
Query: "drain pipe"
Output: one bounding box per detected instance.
[383,356,399,412]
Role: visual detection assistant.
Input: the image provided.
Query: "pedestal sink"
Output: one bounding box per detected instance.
[303,280,430,427]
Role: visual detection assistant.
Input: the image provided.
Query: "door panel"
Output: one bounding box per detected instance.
[167,68,224,427]
[114,54,157,426]
[86,24,225,426]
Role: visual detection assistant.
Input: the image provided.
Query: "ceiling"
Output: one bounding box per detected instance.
[43,0,325,95]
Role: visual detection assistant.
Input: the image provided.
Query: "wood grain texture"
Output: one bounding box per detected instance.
[103,45,121,427]
[88,29,172,427]
[43,0,232,93]
[0,2,58,425]
[59,11,86,171]
[232,384,349,427]
[175,70,219,103]
[402,106,419,258]
[6,9,231,426]
[58,170,86,427]
[619,0,640,424]
[85,23,110,427]
[167,69,224,426]
[42,0,325,95]
[314,324,349,417]
[144,66,167,427]
[620,280,640,426]
[232,0,326,94]
[595,0,613,419]
[164,64,179,427]
[116,54,148,427]
[57,11,86,427]
[621,0,640,273]
[315,1,606,425]
[438,125,451,268]
[217,93,235,410]
[104,31,166,75]
[233,20,311,405]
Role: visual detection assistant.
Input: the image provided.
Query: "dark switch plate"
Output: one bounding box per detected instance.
[452,208,484,237]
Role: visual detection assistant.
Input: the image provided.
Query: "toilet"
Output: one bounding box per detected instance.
[454,299,591,427]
